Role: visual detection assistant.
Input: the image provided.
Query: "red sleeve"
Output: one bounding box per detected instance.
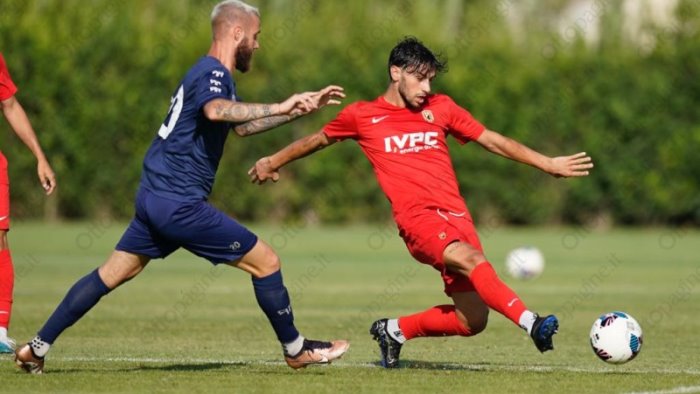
[445,96,485,144]
[0,53,18,101]
[322,103,360,141]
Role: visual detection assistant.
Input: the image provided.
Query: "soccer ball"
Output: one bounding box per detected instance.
[590,311,643,364]
[505,246,545,280]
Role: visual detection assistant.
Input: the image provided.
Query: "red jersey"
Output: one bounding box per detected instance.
[323,94,485,228]
[0,53,18,101]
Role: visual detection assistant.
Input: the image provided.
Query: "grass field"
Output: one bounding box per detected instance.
[2,221,699,393]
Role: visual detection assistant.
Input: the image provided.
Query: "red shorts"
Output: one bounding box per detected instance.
[0,152,9,230]
[398,208,483,295]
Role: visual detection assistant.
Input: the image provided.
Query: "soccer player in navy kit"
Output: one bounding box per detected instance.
[15,0,348,373]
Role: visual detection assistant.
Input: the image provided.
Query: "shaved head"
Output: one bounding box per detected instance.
[211,0,260,39]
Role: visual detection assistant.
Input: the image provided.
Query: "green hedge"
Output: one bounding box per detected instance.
[1,0,698,225]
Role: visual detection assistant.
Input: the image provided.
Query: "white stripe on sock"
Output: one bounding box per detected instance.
[387,319,406,344]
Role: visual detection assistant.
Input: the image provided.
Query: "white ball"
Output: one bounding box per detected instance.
[590,311,643,364]
[505,246,545,280]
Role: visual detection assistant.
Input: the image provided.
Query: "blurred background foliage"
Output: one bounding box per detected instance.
[0,0,698,225]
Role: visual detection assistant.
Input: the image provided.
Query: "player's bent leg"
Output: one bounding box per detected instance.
[443,241,558,352]
[172,201,349,369]
[227,240,349,369]
[444,241,527,322]
[367,243,490,369]
[15,251,151,374]
[451,291,489,336]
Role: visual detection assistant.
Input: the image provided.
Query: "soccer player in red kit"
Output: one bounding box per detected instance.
[0,52,56,353]
[249,37,593,368]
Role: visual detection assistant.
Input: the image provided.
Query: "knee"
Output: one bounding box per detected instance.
[98,252,149,289]
[263,251,281,275]
[254,247,281,278]
[457,308,489,336]
[0,231,8,250]
[234,240,283,278]
[468,310,489,335]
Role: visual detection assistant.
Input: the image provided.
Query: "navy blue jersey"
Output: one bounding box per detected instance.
[141,56,238,202]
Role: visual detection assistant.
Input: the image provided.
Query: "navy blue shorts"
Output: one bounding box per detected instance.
[116,188,258,264]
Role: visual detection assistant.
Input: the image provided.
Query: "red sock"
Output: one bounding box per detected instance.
[0,249,13,329]
[399,305,471,340]
[469,262,526,326]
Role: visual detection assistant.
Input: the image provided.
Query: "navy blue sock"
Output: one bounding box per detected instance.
[37,269,111,344]
[251,270,299,344]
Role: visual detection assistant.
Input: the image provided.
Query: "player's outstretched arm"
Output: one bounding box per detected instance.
[0,96,56,194]
[248,130,336,184]
[204,86,344,127]
[475,129,593,178]
[233,85,345,137]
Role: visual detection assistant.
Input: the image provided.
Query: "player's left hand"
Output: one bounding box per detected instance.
[248,157,279,185]
[37,159,56,195]
[548,152,594,178]
[312,85,345,108]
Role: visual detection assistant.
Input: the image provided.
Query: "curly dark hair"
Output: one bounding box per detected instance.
[387,36,447,79]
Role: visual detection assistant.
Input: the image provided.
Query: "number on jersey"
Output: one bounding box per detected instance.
[158,85,184,139]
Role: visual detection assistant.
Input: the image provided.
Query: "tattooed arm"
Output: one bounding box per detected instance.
[204,85,345,137]
[203,100,283,123]
[233,113,302,136]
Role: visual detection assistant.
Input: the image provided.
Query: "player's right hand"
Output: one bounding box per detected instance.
[248,157,280,185]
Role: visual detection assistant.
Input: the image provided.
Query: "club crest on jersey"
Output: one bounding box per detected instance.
[422,110,434,123]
